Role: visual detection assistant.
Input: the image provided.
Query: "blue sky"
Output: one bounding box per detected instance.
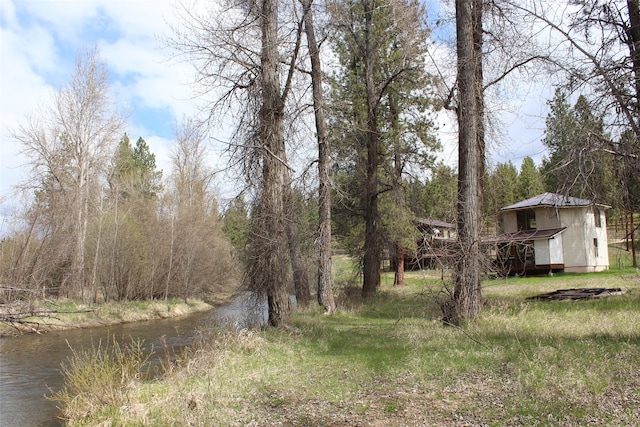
[0,0,552,229]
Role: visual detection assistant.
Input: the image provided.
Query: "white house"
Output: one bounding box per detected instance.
[492,192,609,274]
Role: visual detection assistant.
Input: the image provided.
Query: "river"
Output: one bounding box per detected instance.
[0,292,267,427]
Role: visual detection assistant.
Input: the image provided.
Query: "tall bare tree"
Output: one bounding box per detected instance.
[302,0,336,313]
[168,0,311,326]
[169,119,236,302]
[250,0,292,325]
[12,47,123,301]
[442,0,485,324]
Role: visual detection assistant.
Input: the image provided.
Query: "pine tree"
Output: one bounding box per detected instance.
[542,91,616,204]
[328,0,437,297]
[517,157,544,200]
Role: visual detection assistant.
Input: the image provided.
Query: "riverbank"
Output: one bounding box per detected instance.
[0,297,222,337]
[55,267,640,426]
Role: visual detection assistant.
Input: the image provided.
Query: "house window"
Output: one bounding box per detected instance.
[594,207,602,228]
[594,238,599,258]
[516,209,537,231]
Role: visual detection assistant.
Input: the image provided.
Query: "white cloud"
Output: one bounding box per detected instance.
[102,38,195,118]
[0,0,202,203]
[0,9,57,200]
[16,0,103,44]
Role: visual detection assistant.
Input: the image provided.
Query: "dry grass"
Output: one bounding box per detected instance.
[0,298,213,336]
[57,263,640,426]
[53,338,151,422]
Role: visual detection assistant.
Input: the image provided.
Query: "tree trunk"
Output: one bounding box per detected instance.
[444,0,483,324]
[90,192,104,305]
[164,213,174,302]
[362,0,381,299]
[626,212,630,251]
[249,0,290,326]
[393,242,405,287]
[302,0,336,314]
[390,90,405,288]
[183,258,191,304]
[72,168,89,302]
[108,196,119,302]
[632,211,638,268]
[473,0,485,197]
[626,1,640,224]
[627,0,640,124]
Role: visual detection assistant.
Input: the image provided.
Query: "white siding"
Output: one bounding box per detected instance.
[534,239,550,265]
[594,210,609,271]
[559,207,609,273]
[549,234,564,265]
[559,208,589,271]
[533,234,564,267]
[498,201,609,273]
[583,209,596,267]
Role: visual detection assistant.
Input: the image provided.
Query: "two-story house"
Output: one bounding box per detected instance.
[492,192,609,275]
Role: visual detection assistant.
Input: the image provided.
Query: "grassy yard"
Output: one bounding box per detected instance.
[57,257,640,426]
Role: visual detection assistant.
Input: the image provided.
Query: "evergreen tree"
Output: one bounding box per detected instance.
[617,130,640,213]
[542,90,616,204]
[133,137,163,199]
[222,195,250,266]
[422,163,457,223]
[541,89,575,193]
[104,134,164,301]
[517,157,544,200]
[328,0,438,296]
[484,161,518,219]
[111,134,162,200]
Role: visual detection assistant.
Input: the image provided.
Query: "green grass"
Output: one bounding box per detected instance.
[57,259,640,426]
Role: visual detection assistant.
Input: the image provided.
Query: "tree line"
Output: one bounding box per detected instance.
[1,49,237,305]
[1,0,639,327]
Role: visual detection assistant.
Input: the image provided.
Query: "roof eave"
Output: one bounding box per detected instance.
[501,202,611,212]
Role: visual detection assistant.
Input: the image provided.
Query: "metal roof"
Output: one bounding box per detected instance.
[500,192,608,211]
[486,227,567,244]
[414,218,455,229]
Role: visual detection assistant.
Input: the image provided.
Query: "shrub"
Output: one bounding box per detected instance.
[52,337,150,422]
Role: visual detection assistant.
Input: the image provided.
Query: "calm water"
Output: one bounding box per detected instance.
[0,292,267,427]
